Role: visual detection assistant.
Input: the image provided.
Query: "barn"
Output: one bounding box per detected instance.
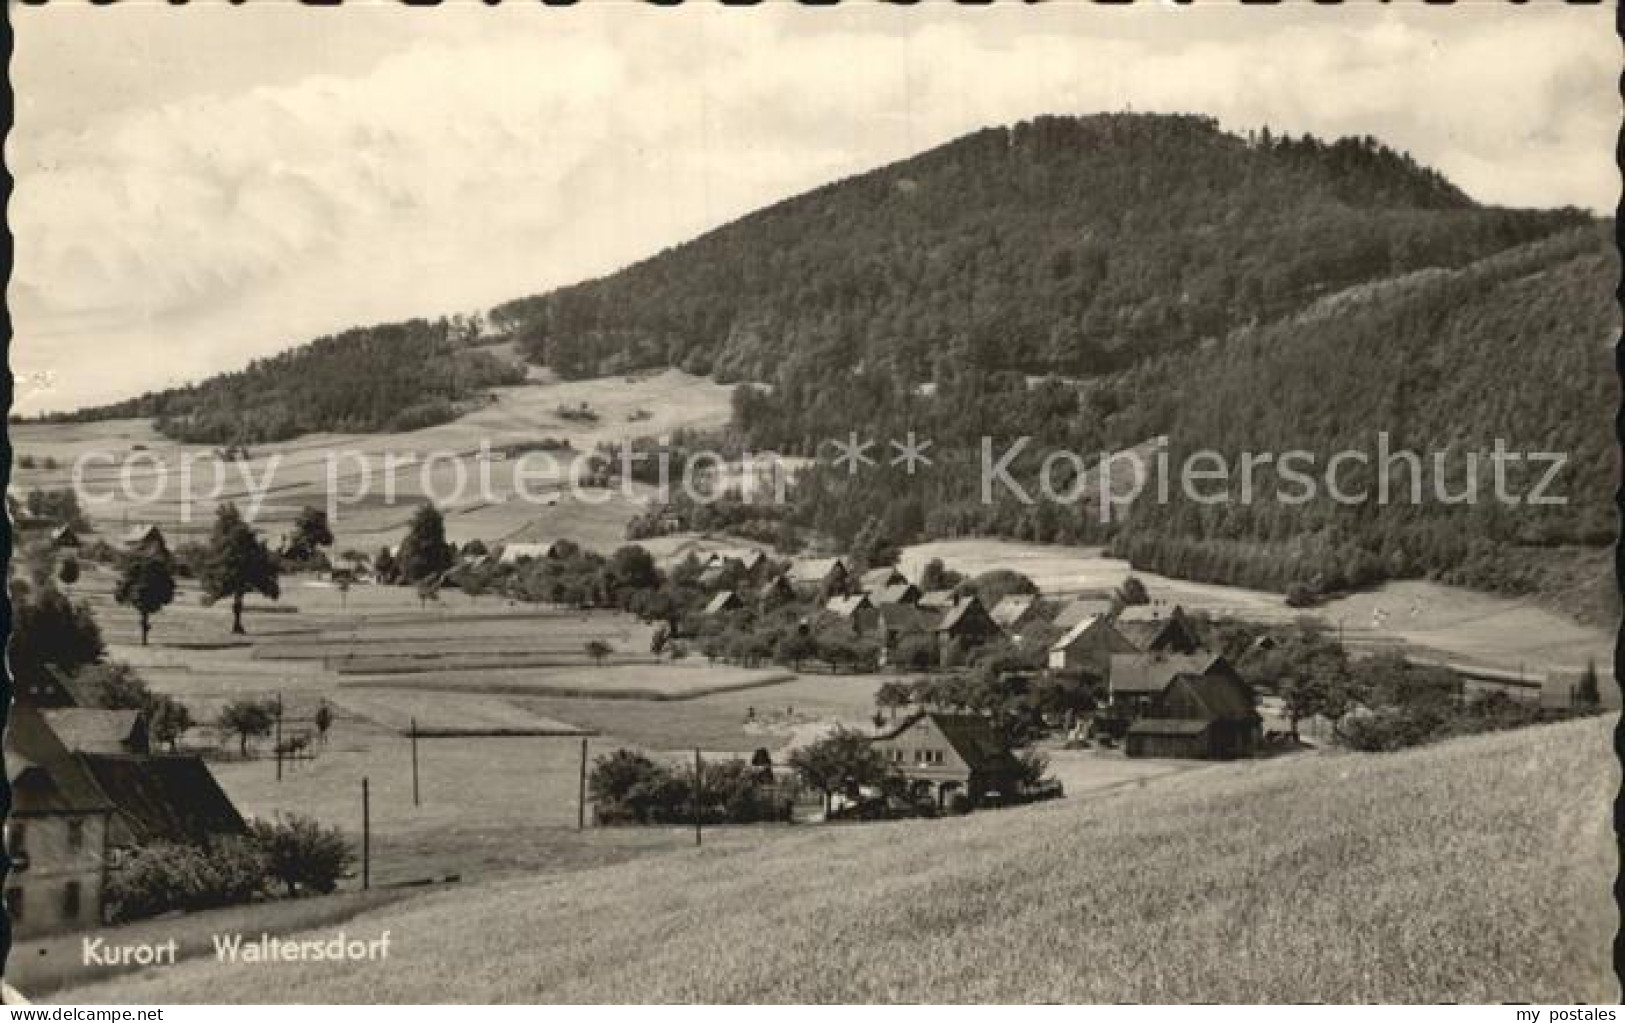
[1126,671,1262,760]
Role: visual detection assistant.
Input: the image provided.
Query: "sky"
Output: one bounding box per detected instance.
[10,2,1619,415]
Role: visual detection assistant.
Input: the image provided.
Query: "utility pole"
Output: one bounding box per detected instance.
[361,777,371,891]
[274,694,284,782]
[410,718,420,807]
[577,737,588,831]
[693,748,703,848]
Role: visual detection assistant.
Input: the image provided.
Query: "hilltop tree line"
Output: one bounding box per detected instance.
[30,315,523,443]
[493,114,1583,383]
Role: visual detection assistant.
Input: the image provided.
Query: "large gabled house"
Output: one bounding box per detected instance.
[1108,650,1235,715]
[1049,613,1138,678]
[785,556,849,596]
[39,708,249,860]
[4,706,117,938]
[932,595,1003,660]
[876,605,940,667]
[822,593,877,636]
[988,594,1043,635]
[704,549,770,584]
[1126,669,1261,760]
[869,712,1025,807]
[858,566,907,594]
[1050,594,1118,633]
[1114,602,1203,654]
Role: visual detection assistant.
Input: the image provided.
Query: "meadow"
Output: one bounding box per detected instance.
[56,716,1620,1004]
[9,367,735,554]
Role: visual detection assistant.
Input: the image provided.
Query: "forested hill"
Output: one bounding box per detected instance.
[28,317,525,444]
[763,224,1618,622]
[491,113,1587,383]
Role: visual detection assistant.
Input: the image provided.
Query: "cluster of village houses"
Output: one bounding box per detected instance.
[697,550,1267,782]
[9,518,1605,939]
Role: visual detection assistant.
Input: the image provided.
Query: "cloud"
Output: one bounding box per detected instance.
[8,4,1616,413]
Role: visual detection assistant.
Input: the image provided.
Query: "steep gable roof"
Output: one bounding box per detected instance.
[935,595,996,635]
[859,566,907,592]
[5,705,117,817]
[1109,650,1225,696]
[825,593,873,617]
[1050,613,1137,654]
[788,557,848,584]
[1165,671,1258,722]
[77,754,248,847]
[873,712,1022,776]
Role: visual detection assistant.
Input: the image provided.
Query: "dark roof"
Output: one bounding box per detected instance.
[41,709,148,755]
[935,596,993,635]
[77,754,247,846]
[5,705,117,817]
[1161,672,1257,723]
[1110,651,1224,695]
[874,713,1021,775]
[878,605,940,635]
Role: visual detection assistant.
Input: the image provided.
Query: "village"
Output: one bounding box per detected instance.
[5,476,1615,995]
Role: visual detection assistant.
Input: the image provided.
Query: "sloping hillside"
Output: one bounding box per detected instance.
[27,317,524,444]
[1107,225,1619,610]
[59,716,1618,1004]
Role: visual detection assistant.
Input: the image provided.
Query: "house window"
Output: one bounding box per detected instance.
[62,882,81,920]
[4,821,25,859]
[5,888,22,923]
[67,820,85,851]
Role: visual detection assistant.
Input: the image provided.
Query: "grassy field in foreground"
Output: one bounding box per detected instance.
[58,716,1619,1004]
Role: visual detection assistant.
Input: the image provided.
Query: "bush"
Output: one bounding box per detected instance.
[590,750,790,825]
[104,838,269,923]
[250,815,355,896]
